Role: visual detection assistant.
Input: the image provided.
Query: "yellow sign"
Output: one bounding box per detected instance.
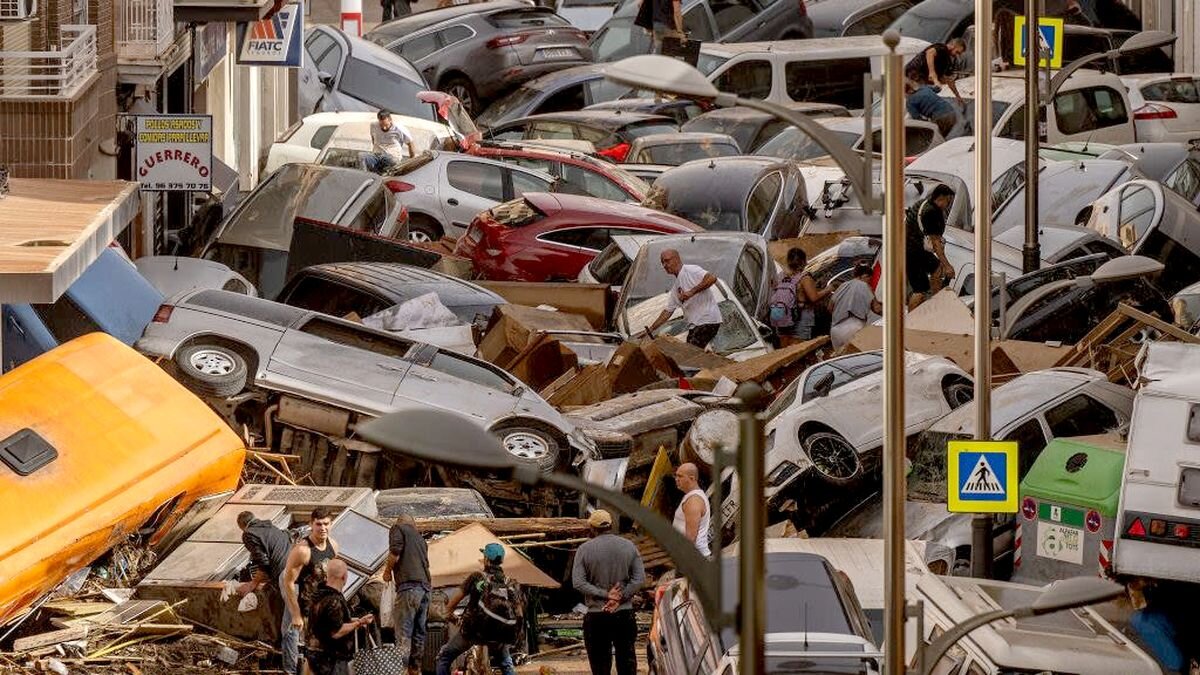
[641,447,673,511]
[1013,15,1065,68]
[947,440,1019,514]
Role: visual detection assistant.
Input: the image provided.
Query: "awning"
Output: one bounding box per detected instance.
[172,0,274,24]
[0,179,140,303]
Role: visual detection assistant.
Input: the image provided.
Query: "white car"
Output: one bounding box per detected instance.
[1123,73,1200,144]
[265,111,453,175]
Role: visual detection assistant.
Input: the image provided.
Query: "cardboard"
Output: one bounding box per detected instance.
[506,333,579,390]
[479,281,611,330]
[697,337,828,391]
[847,326,1070,380]
[478,304,595,367]
[906,290,975,335]
[606,341,662,394]
[426,523,560,589]
[649,336,732,373]
[768,232,862,268]
[544,364,613,408]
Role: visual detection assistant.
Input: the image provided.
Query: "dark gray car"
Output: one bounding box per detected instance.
[807,0,913,38]
[365,2,593,116]
[680,103,849,153]
[476,64,632,128]
[588,0,814,64]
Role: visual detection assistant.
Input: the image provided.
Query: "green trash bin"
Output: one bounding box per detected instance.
[1013,434,1125,584]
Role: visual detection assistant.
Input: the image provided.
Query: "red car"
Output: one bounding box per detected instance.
[455,192,701,281]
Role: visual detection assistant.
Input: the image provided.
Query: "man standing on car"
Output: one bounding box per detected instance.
[308,558,375,675]
[905,39,967,105]
[436,543,520,675]
[673,463,712,557]
[383,513,430,675]
[905,184,956,310]
[236,511,292,655]
[369,110,416,173]
[281,507,339,674]
[644,249,722,350]
[573,510,645,675]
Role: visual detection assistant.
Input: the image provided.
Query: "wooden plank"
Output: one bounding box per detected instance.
[13,626,88,652]
[414,517,591,538]
[43,600,115,617]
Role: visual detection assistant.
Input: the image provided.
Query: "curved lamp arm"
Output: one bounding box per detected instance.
[918,607,1016,675]
[1048,51,1116,100]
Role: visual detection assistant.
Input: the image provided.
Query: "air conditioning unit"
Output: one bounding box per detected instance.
[0,0,37,19]
[227,484,377,520]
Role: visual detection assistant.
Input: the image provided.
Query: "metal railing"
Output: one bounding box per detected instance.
[0,25,96,98]
[115,0,174,60]
[0,0,35,18]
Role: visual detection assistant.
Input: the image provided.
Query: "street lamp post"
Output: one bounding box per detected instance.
[1022,0,1042,275]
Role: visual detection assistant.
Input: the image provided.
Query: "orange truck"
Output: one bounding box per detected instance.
[0,333,246,626]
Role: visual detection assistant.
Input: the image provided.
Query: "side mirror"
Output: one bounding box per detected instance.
[317,71,334,88]
[813,371,835,398]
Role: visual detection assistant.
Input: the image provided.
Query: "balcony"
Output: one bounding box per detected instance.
[116,0,174,61]
[0,24,97,99]
[0,0,36,19]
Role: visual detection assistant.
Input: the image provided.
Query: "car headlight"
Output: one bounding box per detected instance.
[766,460,801,487]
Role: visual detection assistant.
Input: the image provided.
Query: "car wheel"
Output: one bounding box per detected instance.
[495,426,561,473]
[174,343,249,398]
[442,77,480,118]
[943,378,974,409]
[407,215,443,243]
[802,431,861,485]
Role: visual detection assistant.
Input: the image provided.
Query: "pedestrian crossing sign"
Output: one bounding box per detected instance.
[1013,15,1065,69]
[947,440,1019,513]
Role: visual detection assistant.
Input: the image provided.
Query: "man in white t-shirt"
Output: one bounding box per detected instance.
[644,249,722,349]
[368,110,416,173]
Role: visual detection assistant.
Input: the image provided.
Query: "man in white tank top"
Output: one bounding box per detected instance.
[672,463,712,557]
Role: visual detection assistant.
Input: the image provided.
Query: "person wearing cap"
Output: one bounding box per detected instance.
[572,510,645,675]
[435,543,519,675]
[368,110,416,174]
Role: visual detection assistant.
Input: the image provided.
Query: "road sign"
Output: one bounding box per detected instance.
[1013,15,1064,69]
[947,440,1019,513]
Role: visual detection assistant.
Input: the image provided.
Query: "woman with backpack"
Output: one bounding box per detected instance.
[770,248,832,347]
[435,543,521,675]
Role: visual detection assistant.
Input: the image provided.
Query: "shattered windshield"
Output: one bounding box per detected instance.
[908,430,971,501]
[757,127,860,162]
[655,299,756,354]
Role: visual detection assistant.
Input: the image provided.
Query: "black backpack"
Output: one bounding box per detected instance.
[463,571,523,644]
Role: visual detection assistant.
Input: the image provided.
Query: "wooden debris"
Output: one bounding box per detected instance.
[12,626,89,653]
[1055,303,1200,385]
[414,517,591,539]
[42,600,114,618]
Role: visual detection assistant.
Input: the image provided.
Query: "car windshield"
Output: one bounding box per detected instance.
[889,4,955,43]
[638,141,740,165]
[624,239,748,306]
[909,429,972,501]
[624,122,680,139]
[696,53,729,76]
[478,86,544,128]
[655,299,757,354]
[718,554,854,649]
[757,127,861,161]
[339,58,432,120]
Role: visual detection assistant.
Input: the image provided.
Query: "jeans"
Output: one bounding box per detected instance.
[393,586,430,668]
[279,571,300,674]
[583,610,637,675]
[365,152,397,174]
[435,631,515,675]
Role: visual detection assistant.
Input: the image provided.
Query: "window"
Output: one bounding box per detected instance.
[714,60,773,100]
[299,317,412,359]
[1116,183,1157,249]
[347,190,391,235]
[507,156,558,176]
[1045,394,1120,440]
[530,121,577,140]
[1188,404,1200,443]
[964,662,987,675]
[745,171,782,235]
[1165,159,1200,204]
[310,125,338,150]
[844,4,908,37]
[1142,78,1200,104]
[396,32,440,61]
[1003,418,1048,479]
[991,163,1026,215]
[31,297,101,342]
[784,58,872,109]
[447,161,505,201]
[731,247,764,311]
[438,25,474,47]
[541,227,609,250]
[509,169,552,197]
[585,77,630,105]
[425,352,514,392]
[906,126,936,154]
[282,276,390,318]
[708,0,758,35]
[536,84,587,114]
[683,6,715,41]
[1053,86,1128,136]
[560,164,629,201]
[306,32,343,75]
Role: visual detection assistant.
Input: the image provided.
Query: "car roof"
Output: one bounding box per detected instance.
[807,0,896,31]
[295,262,504,305]
[586,97,693,112]
[519,63,607,90]
[610,233,663,257]
[658,155,784,183]
[952,69,1126,103]
[313,25,426,83]
[631,132,737,147]
[508,110,672,129]
[930,368,1109,435]
[365,0,529,43]
[523,191,701,230]
[685,102,846,124]
[700,36,929,58]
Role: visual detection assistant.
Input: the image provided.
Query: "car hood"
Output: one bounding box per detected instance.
[826,494,970,549]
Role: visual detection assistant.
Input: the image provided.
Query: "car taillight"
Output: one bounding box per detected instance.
[1174,523,1191,539]
[152,305,174,323]
[1150,519,1168,537]
[386,180,415,192]
[654,585,667,607]
[1126,517,1146,537]
[797,0,806,16]
[1134,103,1177,120]
[487,34,529,49]
[598,142,631,162]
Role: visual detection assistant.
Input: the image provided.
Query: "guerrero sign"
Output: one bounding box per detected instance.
[236,2,303,68]
[135,115,213,192]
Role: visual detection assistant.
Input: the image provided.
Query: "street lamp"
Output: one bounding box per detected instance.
[602,53,882,213]
[915,576,1124,675]
[357,387,767,674]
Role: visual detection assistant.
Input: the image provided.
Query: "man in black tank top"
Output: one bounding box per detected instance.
[281,507,339,674]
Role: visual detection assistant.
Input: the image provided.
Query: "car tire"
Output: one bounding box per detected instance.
[174,343,249,398]
[802,431,861,485]
[408,215,443,243]
[442,77,480,118]
[942,378,974,409]
[495,425,561,473]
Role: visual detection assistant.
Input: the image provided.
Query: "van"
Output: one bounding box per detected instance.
[1113,342,1200,583]
[696,36,930,109]
[0,334,246,626]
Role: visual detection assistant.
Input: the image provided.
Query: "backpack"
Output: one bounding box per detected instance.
[463,571,523,644]
[769,274,801,328]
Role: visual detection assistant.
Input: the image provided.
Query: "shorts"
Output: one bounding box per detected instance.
[906,250,939,295]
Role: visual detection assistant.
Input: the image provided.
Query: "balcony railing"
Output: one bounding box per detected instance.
[0,25,96,98]
[116,0,174,61]
[0,0,36,19]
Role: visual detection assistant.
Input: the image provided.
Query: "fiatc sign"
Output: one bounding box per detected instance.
[135,115,213,192]
[236,2,303,67]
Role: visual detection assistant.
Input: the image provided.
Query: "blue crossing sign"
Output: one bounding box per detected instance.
[947,440,1019,513]
[1013,15,1064,69]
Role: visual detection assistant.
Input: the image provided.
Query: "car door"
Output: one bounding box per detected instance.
[392,30,444,86]
[843,1,912,36]
[301,29,347,115]
[534,227,608,278]
[745,170,784,238]
[1050,85,1134,144]
[708,0,766,42]
[395,343,520,422]
[440,158,509,234]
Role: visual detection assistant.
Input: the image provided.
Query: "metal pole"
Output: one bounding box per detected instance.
[1022,0,1041,274]
[737,384,766,675]
[972,0,996,580]
[880,30,907,675]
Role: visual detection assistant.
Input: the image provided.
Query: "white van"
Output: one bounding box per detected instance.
[1112,342,1200,582]
[265,111,453,175]
[695,36,930,110]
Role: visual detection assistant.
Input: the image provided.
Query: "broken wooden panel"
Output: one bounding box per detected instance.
[1055,303,1200,385]
[135,580,283,643]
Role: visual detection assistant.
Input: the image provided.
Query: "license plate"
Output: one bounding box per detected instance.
[467,226,483,243]
[537,48,576,61]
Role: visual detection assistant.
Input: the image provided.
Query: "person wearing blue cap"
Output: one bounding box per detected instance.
[435,542,523,675]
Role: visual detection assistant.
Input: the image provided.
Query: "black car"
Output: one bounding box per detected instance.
[476,64,630,128]
[277,262,506,328]
[1060,25,1174,75]
[583,97,708,125]
[889,0,1090,46]
[680,104,849,154]
[808,0,914,38]
[484,110,677,161]
[646,156,810,240]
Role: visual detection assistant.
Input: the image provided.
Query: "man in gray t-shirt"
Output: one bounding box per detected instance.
[572,510,644,675]
[369,110,415,173]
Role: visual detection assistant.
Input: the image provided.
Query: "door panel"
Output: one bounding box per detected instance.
[441,160,506,234]
[267,326,409,409]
